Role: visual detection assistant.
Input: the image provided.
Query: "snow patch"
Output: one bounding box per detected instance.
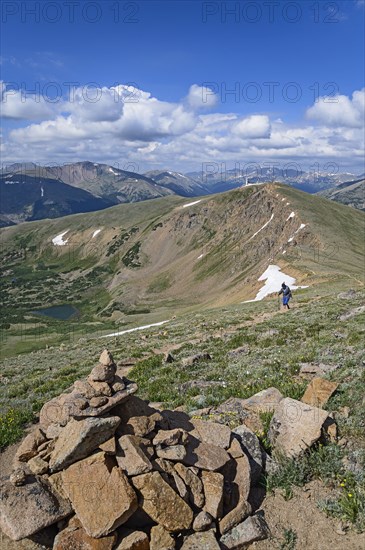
[286,202,290,206]
[247,213,274,242]
[41,186,44,198]
[108,167,119,175]
[243,264,308,302]
[281,198,285,202]
[282,250,286,254]
[92,229,101,238]
[183,200,201,208]
[286,211,295,221]
[102,320,170,338]
[197,254,204,260]
[52,231,69,246]
[287,223,306,242]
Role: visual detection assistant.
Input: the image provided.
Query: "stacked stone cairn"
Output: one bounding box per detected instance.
[1,350,336,549]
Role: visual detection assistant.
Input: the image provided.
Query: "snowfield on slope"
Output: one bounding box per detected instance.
[247,213,274,242]
[102,319,170,338]
[182,200,201,208]
[52,231,69,246]
[92,229,102,238]
[243,264,308,302]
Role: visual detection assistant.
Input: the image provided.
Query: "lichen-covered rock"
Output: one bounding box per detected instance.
[301,377,339,407]
[90,364,116,383]
[62,452,137,538]
[114,528,149,549]
[181,530,220,549]
[131,471,193,532]
[54,517,117,549]
[183,436,231,471]
[268,397,328,457]
[232,425,263,483]
[0,475,72,540]
[15,428,47,462]
[219,514,269,548]
[99,349,115,367]
[49,416,121,471]
[27,455,49,475]
[201,470,224,519]
[116,434,153,476]
[191,419,231,449]
[150,524,175,550]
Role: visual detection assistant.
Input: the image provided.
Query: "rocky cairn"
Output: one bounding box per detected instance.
[0,350,336,549]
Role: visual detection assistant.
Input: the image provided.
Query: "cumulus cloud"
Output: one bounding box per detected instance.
[0,81,56,120]
[186,84,218,109]
[231,115,271,139]
[306,88,365,128]
[1,83,364,173]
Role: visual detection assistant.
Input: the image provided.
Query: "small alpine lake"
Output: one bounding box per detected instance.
[31,304,79,320]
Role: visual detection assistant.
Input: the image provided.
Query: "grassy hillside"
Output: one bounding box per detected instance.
[0,184,364,357]
[318,179,365,212]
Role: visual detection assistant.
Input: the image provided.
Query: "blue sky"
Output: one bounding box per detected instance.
[1,0,364,173]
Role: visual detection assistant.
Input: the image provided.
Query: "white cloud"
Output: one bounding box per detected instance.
[0,81,56,120]
[231,115,271,139]
[186,84,218,109]
[306,88,365,128]
[1,84,364,173]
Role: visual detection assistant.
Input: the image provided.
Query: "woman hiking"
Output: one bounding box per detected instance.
[278,282,292,310]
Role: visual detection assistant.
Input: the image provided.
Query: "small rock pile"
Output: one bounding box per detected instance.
[0,350,337,550]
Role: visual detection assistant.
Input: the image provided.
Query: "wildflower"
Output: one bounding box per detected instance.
[348,493,353,498]
[340,483,345,487]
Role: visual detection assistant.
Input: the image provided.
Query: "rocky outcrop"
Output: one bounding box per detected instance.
[1,349,338,548]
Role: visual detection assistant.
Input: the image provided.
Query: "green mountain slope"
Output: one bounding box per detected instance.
[0,183,364,356]
[318,178,365,211]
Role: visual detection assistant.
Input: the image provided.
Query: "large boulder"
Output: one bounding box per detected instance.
[268,397,328,457]
[61,452,137,538]
[49,416,120,471]
[131,471,193,532]
[0,475,72,540]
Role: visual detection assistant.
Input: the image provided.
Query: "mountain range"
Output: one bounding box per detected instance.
[1,161,363,226]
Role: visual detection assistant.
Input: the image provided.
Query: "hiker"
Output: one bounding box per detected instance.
[278,282,292,309]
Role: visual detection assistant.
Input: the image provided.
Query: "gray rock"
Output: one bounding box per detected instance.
[182,353,212,367]
[156,444,187,461]
[183,436,231,471]
[49,416,121,471]
[181,530,220,549]
[193,511,214,532]
[0,475,72,540]
[339,305,365,321]
[219,514,269,549]
[232,425,263,483]
[191,419,231,449]
[268,397,328,457]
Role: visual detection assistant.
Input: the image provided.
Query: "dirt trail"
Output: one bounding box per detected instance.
[252,482,365,550]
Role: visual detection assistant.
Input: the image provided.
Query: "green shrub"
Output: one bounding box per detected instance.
[0,407,34,450]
